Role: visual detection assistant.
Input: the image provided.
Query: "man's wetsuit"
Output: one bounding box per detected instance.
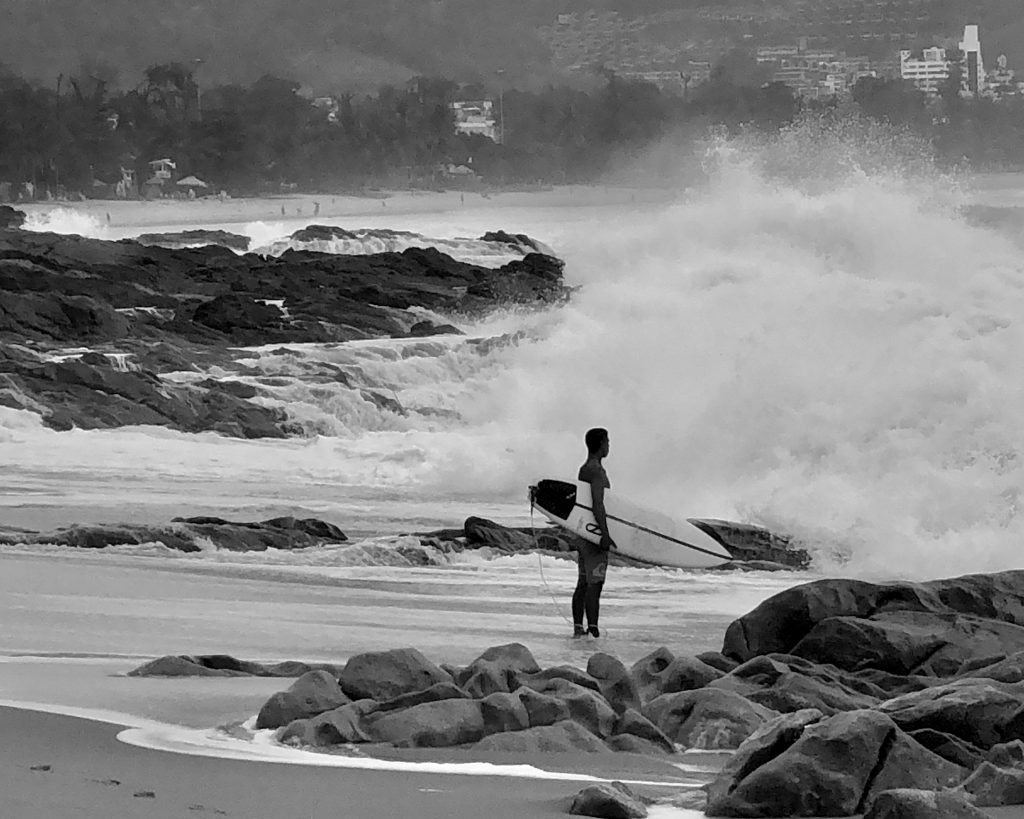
[572,461,610,633]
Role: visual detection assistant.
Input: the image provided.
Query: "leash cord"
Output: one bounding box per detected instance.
[531,501,573,626]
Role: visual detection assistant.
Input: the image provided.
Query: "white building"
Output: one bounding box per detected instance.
[959,24,985,96]
[451,101,499,143]
[900,46,950,95]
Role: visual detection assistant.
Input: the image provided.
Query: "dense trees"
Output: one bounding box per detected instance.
[4,56,1024,200]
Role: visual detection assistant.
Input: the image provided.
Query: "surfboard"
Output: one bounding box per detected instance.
[529,478,732,569]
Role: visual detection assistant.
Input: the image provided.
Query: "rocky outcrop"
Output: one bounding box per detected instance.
[864,789,987,819]
[255,670,351,729]
[0,205,26,229]
[0,227,568,436]
[643,688,779,750]
[135,229,251,251]
[0,516,346,553]
[128,654,342,678]
[338,648,452,701]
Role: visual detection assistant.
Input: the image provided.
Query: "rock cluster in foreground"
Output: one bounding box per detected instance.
[171,569,1024,818]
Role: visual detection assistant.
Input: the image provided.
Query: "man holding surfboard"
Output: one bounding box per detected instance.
[572,427,616,638]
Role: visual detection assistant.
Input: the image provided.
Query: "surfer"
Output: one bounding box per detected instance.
[573,427,616,638]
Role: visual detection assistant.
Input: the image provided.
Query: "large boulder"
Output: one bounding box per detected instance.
[365,698,486,748]
[644,688,778,750]
[588,653,641,714]
[338,648,451,701]
[705,710,964,818]
[516,685,571,727]
[480,691,531,734]
[255,670,350,729]
[523,665,602,694]
[469,643,541,675]
[569,782,648,818]
[865,789,988,819]
[612,709,674,754]
[472,720,608,753]
[527,678,617,738]
[279,699,378,746]
[879,677,1024,750]
[464,516,534,552]
[722,571,1024,667]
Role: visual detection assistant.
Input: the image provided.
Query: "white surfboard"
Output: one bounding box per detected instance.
[529,478,732,569]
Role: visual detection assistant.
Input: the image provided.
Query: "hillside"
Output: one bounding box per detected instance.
[1,0,1021,93]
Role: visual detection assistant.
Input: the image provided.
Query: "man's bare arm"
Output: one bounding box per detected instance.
[591,480,615,551]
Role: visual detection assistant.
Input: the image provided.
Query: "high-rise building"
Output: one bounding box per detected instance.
[959,24,985,95]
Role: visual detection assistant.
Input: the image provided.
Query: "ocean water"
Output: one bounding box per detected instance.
[6,135,1024,582]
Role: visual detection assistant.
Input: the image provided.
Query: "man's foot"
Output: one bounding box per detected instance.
[573,624,587,638]
[588,626,600,638]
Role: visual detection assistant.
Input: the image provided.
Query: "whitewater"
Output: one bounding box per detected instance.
[5,145,1024,581]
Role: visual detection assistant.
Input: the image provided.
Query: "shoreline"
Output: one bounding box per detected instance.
[0,706,698,819]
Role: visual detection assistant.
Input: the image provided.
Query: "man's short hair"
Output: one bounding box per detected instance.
[585,427,608,454]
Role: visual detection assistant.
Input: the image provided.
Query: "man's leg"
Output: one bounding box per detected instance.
[571,574,587,636]
[585,581,603,637]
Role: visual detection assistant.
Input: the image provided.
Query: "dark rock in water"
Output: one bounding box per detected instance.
[464,516,536,552]
[479,230,541,252]
[338,648,452,701]
[472,720,608,753]
[288,224,358,242]
[135,230,251,251]
[864,789,987,819]
[689,519,809,569]
[1,516,346,553]
[705,709,964,817]
[128,656,242,678]
[0,205,26,229]
[569,781,648,818]
[192,294,284,337]
[255,670,351,729]
[721,570,1024,672]
[643,688,778,750]
[404,320,463,337]
[957,761,1024,807]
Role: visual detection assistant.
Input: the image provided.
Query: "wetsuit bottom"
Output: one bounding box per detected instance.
[572,575,604,630]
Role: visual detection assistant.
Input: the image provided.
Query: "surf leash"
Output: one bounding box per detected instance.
[530,500,573,627]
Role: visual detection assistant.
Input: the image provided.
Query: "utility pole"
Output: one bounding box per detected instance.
[495,68,506,144]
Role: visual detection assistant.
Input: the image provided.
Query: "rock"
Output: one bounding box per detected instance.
[192,294,284,336]
[261,517,347,542]
[631,648,722,704]
[280,699,379,746]
[255,670,351,729]
[128,655,240,677]
[865,789,988,819]
[695,652,739,674]
[569,782,648,818]
[709,655,880,715]
[523,665,603,694]
[909,729,986,769]
[464,516,535,552]
[0,205,26,229]
[689,519,809,568]
[365,698,486,748]
[879,677,1024,750]
[462,660,517,698]
[480,691,531,734]
[375,681,467,713]
[722,571,1024,667]
[705,710,962,818]
[135,230,251,251]
[988,739,1024,770]
[588,653,641,714]
[470,643,541,675]
[472,720,608,753]
[959,651,1024,683]
[612,709,674,753]
[705,708,825,811]
[516,686,572,727]
[644,688,778,750]
[479,230,542,252]
[527,678,617,738]
[338,648,451,701]
[957,762,1024,806]
[405,320,463,337]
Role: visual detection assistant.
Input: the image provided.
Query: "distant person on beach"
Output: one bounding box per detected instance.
[572,427,615,638]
